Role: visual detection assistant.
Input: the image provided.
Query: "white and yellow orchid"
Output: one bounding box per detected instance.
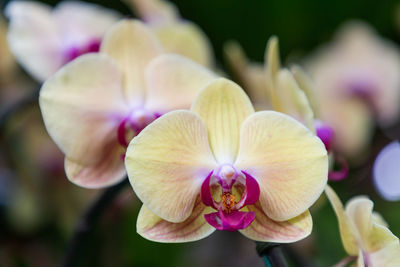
[307,21,400,157]
[39,19,217,189]
[325,185,400,266]
[5,1,121,82]
[126,0,214,67]
[125,77,328,243]
[226,37,346,180]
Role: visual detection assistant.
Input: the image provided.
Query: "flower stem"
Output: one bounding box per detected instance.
[256,242,288,267]
[60,178,129,267]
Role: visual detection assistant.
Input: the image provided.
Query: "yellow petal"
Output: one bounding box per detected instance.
[137,198,215,243]
[265,36,283,111]
[144,54,216,112]
[291,65,320,116]
[154,22,214,67]
[191,78,254,164]
[240,202,312,243]
[345,197,399,252]
[325,185,359,255]
[125,110,217,223]
[39,54,128,165]
[127,0,179,24]
[100,19,162,107]
[64,141,126,189]
[5,1,63,81]
[223,41,269,110]
[357,249,365,267]
[276,69,315,132]
[235,111,327,221]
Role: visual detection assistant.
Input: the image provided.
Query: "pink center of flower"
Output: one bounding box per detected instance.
[314,120,335,152]
[200,164,260,231]
[117,109,161,149]
[64,38,102,63]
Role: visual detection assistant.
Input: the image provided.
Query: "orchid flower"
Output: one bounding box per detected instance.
[126,0,214,67]
[125,77,328,243]
[306,21,400,157]
[373,141,400,201]
[325,185,400,266]
[5,1,121,82]
[226,37,347,181]
[39,19,217,189]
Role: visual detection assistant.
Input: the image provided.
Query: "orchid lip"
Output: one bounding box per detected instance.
[117,109,161,148]
[315,120,334,152]
[64,38,102,63]
[200,167,260,231]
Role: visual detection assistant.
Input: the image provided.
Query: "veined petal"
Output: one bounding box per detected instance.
[100,19,162,107]
[345,197,399,252]
[53,1,120,45]
[64,139,126,189]
[39,54,128,165]
[235,111,328,221]
[239,202,312,242]
[276,69,315,132]
[191,78,254,164]
[325,185,359,255]
[125,110,217,223]
[153,22,214,67]
[144,54,216,112]
[137,199,215,243]
[5,1,63,81]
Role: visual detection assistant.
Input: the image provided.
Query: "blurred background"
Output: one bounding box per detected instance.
[0,0,400,266]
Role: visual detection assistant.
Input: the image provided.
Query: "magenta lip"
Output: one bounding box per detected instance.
[63,38,102,63]
[200,169,260,231]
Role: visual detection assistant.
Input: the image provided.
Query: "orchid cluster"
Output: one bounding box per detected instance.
[2,0,400,266]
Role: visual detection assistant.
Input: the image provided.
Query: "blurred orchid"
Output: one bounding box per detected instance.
[325,185,400,266]
[226,37,347,181]
[373,141,400,201]
[5,1,121,82]
[125,77,328,242]
[39,19,216,188]
[126,0,214,67]
[307,22,400,158]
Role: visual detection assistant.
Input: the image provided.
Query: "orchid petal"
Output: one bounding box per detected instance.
[64,142,126,189]
[125,110,217,222]
[235,111,328,221]
[276,69,315,132]
[368,241,400,267]
[224,41,269,110]
[144,54,216,112]
[191,78,254,164]
[240,202,312,243]
[128,0,179,24]
[136,198,215,243]
[153,22,214,67]
[100,19,162,107]
[265,36,282,110]
[345,197,399,252]
[291,65,320,116]
[325,185,359,255]
[5,1,63,81]
[53,1,120,45]
[39,54,128,166]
